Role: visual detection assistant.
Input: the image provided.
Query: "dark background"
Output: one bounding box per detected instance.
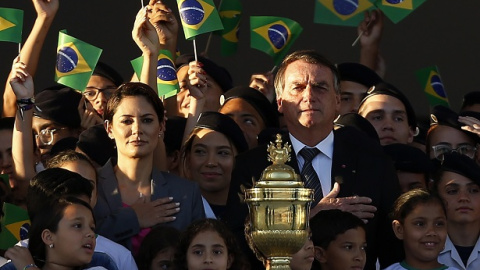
[1,0,478,120]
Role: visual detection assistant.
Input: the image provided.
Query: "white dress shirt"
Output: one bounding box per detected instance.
[290,131,334,197]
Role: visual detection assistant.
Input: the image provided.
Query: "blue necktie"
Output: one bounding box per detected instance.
[299,147,323,205]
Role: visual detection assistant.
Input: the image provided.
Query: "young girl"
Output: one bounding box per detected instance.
[28,196,97,270]
[173,219,249,270]
[136,225,181,270]
[386,189,458,270]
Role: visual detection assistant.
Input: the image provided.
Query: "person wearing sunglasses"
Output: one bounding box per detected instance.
[427,105,479,162]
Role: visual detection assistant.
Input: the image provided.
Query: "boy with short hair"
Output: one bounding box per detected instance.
[310,209,367,270]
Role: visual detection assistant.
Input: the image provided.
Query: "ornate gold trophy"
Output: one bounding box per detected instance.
[245,134,314,270]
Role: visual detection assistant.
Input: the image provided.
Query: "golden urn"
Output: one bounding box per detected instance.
[245,134,314,270]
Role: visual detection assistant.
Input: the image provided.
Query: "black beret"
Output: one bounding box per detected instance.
[431,105,479,143]
[34,87,82,128]
[335,113,379,143]
[93,62,124,87]
[220,86,279,128]
[195,111,248,154]
[337,62,383,88]
[164,116,187,154]
[76,124,115,166]
[360,82,417,129]
[434,152,480,186]
[50,137,78,158]
[383,143,432,173]
[175,54,233,92]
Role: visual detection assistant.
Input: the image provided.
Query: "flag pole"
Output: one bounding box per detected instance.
[193,39,198,62]
[351,18,372,47]
[140,0,144,8]
[270,65,277,74]
[18,42,21,55]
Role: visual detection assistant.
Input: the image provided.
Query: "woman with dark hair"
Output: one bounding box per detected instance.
[95,82,204,255]
[180,112,247,219]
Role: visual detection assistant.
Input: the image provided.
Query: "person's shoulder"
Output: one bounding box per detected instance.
[334,126,384,155]
[95,235,131,254]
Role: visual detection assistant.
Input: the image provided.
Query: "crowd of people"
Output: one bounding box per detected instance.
[1,0,480,270]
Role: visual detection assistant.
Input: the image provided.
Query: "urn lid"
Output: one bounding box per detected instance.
[255,134,303,188]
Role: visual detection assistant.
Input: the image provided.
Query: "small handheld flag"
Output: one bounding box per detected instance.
[250,16,303,66]
[0,8,23,43]
[374,0,427,24]
[177,0,224,40]
[314,0,374,27]
[415,66,449,108]
[217,0,242,56]
[0,203,30,249]
[131,50,180,99]
[55,30,102,91]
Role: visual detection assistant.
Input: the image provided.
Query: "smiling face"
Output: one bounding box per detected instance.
[186,230,233,270]
[436,171,480,225]
[277,60,340,135]
[107,96,161,160]
[219,98,265,149]
[185,129,236,205]
[392,202,447,270]
[45,204,96,268]
[315,227,367,270]
[359,94,414,145]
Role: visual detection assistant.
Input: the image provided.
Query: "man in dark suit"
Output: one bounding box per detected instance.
[224,50,402,270]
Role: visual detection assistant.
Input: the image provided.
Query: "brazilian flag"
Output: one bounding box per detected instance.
[0,8,23,43]
[314,0,374,27]
[131,50,180,99]
[177,0,224,40]
[217,0,242,56]
[55,30,102,91]
[416,66,449,108]
[251,16,303,66]
[0,203,30,249]
[374,0,428,24]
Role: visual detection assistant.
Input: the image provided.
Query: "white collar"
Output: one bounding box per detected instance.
[289,131,334,159]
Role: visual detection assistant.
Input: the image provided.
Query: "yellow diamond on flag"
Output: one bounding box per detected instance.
[382,0,413,10]
[5,220,30,241]
[219,10,241,19]
[222,22,239,42]
[0,16,15,32]
[253,20,292,54]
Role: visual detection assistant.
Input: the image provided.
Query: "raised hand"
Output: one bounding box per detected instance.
[131,196,180,228]
[358,9,384,48]
[187,61,208,101]
[459,115,480,136]
[32,0,59,19]
[249,72,275,103]
[9,56,34,99]
[147,0,178,47]
[132,6,161,56]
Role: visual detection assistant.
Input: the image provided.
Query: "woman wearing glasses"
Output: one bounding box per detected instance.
[427,105,479,162]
